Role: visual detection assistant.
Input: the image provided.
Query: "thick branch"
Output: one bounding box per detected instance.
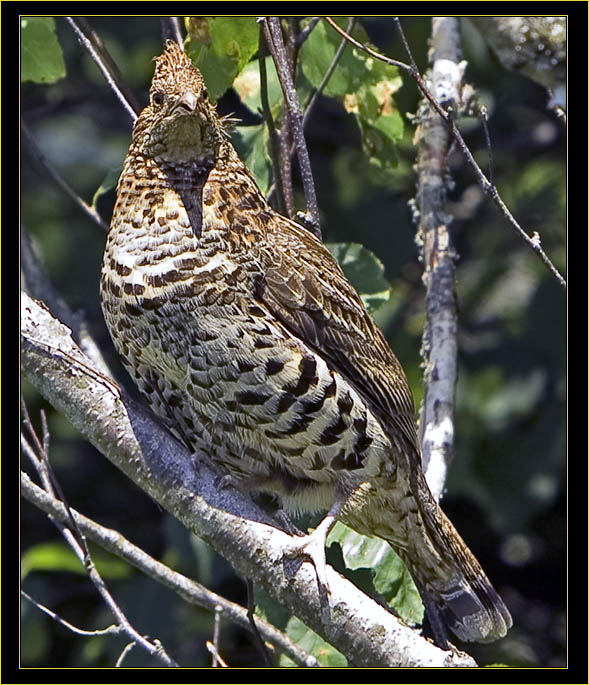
[20,292,475,668]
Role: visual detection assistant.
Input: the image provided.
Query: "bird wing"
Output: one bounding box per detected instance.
[256,216,420,456]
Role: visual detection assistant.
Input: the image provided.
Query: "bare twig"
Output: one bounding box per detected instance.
[479,105,494,186]
[210,606,222,667]
[161,17,183,46]
[262,17,321,238]
[324,17,566,289]
[115,642,137,667]
[65,17,140,122]
[303,18,355,128]
[21,591,121,637]
[21,121,109,232]
[206,629,229,668]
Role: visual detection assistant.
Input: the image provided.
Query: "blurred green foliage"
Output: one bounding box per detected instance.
[21,16,565,668]
[21,17,66,83]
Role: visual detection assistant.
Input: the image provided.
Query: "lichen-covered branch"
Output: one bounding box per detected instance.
[413,17,462,500]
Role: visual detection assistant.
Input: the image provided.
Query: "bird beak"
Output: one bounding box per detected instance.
[175,91,198,113]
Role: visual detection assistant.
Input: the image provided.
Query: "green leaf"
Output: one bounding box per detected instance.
[326,242,391,313]
[279,615,347,667]
[301,17,404,170]
[372,547,424,626]
[91,166,122,210]
[254,586,346,667]
[327,522,424,626]
[185,16,259,100]
[232,124,272,195]
[21,542,131,580]
[20,17,66,84]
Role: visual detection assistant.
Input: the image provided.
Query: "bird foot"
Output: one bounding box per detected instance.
[280,513,337,597]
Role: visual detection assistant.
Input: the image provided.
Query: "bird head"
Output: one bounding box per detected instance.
[132,41,224,166]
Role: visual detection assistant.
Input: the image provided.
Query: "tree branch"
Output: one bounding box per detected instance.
[20,291,476,668]
[412,17,463,499]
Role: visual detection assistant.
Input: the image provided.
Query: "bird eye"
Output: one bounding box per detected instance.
[152,92,165,106]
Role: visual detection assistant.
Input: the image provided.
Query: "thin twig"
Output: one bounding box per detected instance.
[324,17,411,73]
[206,639,229,667]
[479,104,494,186]
[262,17,321,237]
[393,17,420,73]
[303,18,355,129]
[21,121,109,232]
[211,606,222,667]
[324,17,566,289]
[115,642,137,667]
[161,17,183,46]
[23,402,92,553]
[65,17,139,122]
[21,591,121,637]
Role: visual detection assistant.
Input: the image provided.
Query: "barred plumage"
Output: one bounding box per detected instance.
[100,41,512,644]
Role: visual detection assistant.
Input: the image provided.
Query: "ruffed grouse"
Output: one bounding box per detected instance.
[101,40,512,644]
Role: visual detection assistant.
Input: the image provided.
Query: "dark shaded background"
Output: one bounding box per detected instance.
[20,17,566,668]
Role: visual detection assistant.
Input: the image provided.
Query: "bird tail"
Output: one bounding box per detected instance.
[418,519,513,643]
[399,477,513,643]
